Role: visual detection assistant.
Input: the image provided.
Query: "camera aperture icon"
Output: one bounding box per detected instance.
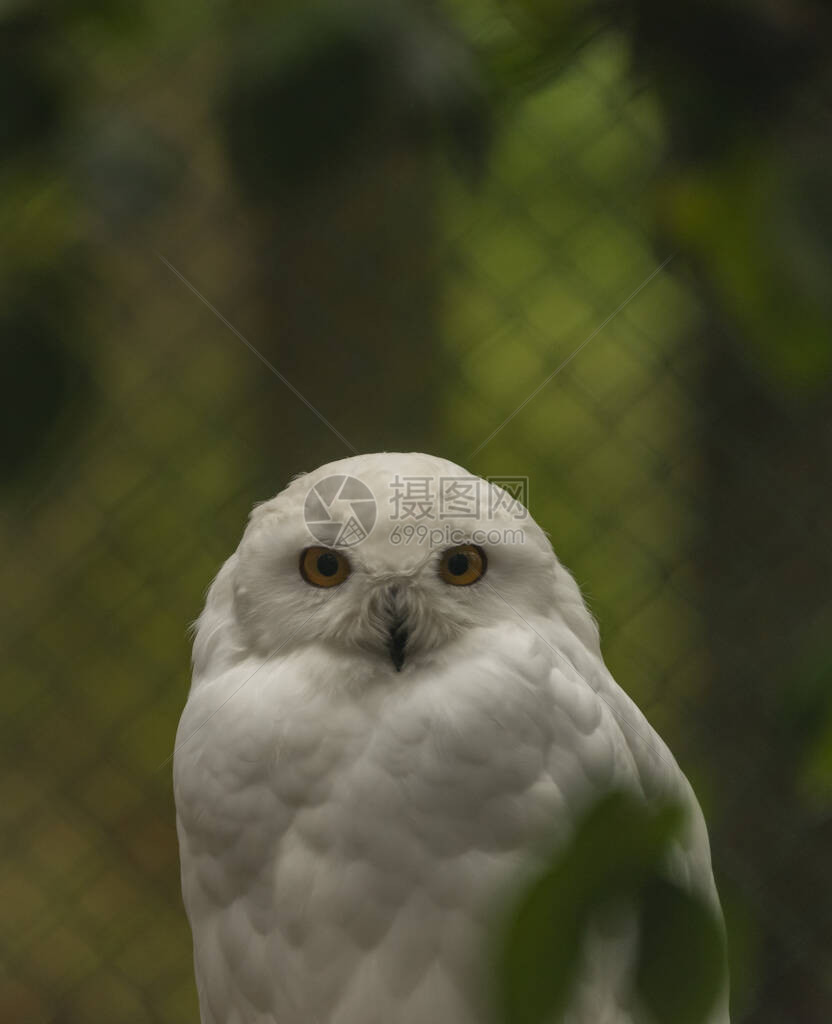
[304,475,377,547]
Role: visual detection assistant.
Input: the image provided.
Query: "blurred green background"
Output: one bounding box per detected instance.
[2,0,831,1021]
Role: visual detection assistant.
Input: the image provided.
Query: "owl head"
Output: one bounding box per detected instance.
[192,453,597,682]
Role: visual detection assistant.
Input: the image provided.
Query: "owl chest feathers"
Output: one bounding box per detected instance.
[174,625,635,1022]
[176,623,628,908]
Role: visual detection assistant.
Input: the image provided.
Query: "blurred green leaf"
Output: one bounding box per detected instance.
[497,792,725,1024]
[634,876,727,1024]
[498,851,585,1024]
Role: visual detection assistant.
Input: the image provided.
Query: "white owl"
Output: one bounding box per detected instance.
[174,452,728,1024]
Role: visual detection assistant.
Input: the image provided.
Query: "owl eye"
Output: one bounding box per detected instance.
[300,547,351,587]
[438,544,487,586]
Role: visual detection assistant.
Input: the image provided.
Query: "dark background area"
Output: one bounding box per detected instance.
[2,1,831,1021]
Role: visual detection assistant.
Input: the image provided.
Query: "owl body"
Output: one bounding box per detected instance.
[174,453,726,1024]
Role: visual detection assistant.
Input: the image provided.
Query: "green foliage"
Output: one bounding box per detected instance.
[635,876,726,1024]
[658,143,832,392]
[468,0,832,393]
[497,792,726,1024]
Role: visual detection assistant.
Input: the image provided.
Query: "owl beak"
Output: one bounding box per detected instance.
[388,618,408,671]
[379,583,409,671]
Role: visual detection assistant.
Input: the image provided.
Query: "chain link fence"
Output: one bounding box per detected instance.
[2,2,831,1022]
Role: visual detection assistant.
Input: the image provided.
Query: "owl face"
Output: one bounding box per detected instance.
[221,452,557,675]
[221,453,561,677]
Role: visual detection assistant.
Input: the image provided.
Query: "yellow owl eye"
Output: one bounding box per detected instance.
[300,547,351,587]
[438,544,487,586]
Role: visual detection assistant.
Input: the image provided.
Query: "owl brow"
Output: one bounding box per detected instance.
[479,577,676,772]
[157,596,338,772]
